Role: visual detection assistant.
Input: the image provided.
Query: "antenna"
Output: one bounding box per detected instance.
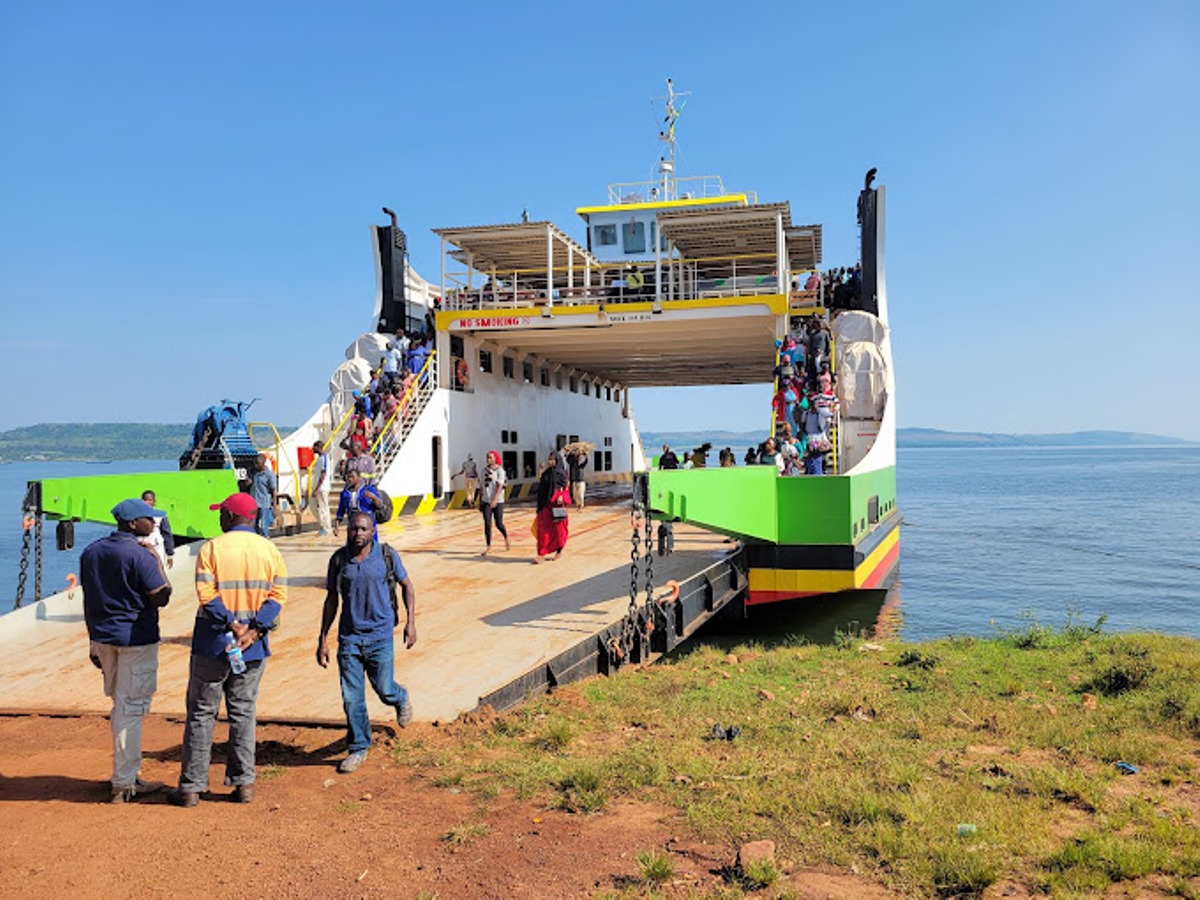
[656,77,690,201]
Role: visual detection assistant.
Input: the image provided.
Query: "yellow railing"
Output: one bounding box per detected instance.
[442,252,795,311]
[369,351,437,458]
[247,421,303,529]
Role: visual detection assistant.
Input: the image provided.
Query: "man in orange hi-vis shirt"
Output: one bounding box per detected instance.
[168,492,287,808]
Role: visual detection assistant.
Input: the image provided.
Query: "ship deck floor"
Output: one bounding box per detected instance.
[0,495,734,725]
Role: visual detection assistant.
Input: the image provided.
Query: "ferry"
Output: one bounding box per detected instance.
[5,81,898,721]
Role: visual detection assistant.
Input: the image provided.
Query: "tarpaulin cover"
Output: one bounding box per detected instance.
[833,311,888,420]
[344,333,391,368]
[328,358,372,422]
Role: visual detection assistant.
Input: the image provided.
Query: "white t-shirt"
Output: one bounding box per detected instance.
[480,466,506,505]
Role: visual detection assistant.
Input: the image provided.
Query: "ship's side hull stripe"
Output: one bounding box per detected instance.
[746,526,900,606]
[743,511,901,571]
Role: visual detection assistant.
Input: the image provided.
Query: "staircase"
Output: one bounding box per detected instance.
[323,352,439,503]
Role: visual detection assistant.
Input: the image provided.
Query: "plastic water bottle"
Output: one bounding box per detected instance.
[225,633,247,675]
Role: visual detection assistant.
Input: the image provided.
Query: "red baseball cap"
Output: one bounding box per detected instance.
[209,492,258,519]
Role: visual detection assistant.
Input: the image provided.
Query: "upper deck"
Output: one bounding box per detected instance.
[432,202,825,388]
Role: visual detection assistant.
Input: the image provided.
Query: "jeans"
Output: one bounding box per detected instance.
[92,641,158,789]
[337,638,407,753]
[480,503,507,548]
[255,508,274,537]
[178,653,265,791]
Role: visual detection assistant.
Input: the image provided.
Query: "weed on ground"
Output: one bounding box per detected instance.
[392,624,1200,897]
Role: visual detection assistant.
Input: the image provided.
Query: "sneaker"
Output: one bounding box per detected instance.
[338,749,369,773]
[396,699,413,728]
[110,778,164,803]
[231,784,255,804]
[166,788,200,808]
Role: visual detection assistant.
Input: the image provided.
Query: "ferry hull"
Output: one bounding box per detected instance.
[744,511,900,605]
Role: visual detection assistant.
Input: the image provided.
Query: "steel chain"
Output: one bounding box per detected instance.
[34,514,42,602]
[15,526,31,609]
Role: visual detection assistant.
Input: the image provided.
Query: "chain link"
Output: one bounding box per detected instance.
[15,525,31,609]
[34,514,42,603]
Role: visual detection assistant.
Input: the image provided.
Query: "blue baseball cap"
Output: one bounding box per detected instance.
[111,498,164,522]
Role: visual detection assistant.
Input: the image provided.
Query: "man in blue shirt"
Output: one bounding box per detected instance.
[381,341,404,388]
[247,453,278,537]
[333,469,381,536]
[80,497,173,802]
[316,511,417,773]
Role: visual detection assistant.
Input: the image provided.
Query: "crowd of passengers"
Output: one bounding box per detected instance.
[338,327,435,481]
[658,311,838,477]
[761,313,838,476]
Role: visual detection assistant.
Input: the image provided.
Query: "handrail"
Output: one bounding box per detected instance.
[247,420,303,530]
[369,351,437,457]
[443,252,790,313]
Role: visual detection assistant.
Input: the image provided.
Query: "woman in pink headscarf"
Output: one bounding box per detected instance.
[479,450,510,556]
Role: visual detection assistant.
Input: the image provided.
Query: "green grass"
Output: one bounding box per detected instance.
[390,625,1200,897]
[636,848,674,885]
[442,821,489,846]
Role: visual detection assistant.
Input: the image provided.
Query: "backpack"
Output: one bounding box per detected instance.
[372,488,394,524]
[330,542,402,626]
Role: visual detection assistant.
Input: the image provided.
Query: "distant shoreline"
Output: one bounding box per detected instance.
[0,423,1195,464]
[642,428,1198,454]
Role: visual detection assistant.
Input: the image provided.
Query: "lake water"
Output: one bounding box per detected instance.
[2,448,1198,642]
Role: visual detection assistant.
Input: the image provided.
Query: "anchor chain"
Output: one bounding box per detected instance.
[34,513,42,603]
[15,521,31,609]
[639,498,656,649]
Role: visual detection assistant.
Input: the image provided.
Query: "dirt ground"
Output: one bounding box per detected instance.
[0,713,896,899]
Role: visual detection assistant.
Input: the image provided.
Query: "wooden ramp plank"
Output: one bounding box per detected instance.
[0,501,733,725]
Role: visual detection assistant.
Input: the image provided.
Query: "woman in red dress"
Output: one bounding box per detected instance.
[533,450,569,563]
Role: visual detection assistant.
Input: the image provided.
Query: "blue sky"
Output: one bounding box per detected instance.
[2,1,1197,440]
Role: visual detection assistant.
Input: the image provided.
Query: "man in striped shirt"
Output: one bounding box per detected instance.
[169,492,287,808]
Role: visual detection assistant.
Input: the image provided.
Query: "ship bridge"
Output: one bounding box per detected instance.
[432,204,823,388]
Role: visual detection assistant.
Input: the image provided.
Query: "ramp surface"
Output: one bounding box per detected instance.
[0,498,734,724]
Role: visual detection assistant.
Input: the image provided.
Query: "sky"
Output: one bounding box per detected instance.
[1,1,1198,440]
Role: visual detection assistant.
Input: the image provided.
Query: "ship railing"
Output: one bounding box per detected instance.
[319,402,360,496]
[603,175,746,206]
[786,268,823,311]
[371,351,438,474]
[441,252,792,312]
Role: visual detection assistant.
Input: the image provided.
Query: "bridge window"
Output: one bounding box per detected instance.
[595,224,616,246]
[622,221,645,254]
[502,356,514,379]
[479,349,493,374]
[604,386,611,401]
[522,361,534,383]
[569,375,578,393]
[540,366,550,386]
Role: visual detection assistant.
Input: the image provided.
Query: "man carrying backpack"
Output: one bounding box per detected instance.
[317,511,417,774]
[333,469,382,536]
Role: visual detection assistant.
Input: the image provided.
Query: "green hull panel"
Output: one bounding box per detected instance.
[38,470,241,540]
[648,465,897,545]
